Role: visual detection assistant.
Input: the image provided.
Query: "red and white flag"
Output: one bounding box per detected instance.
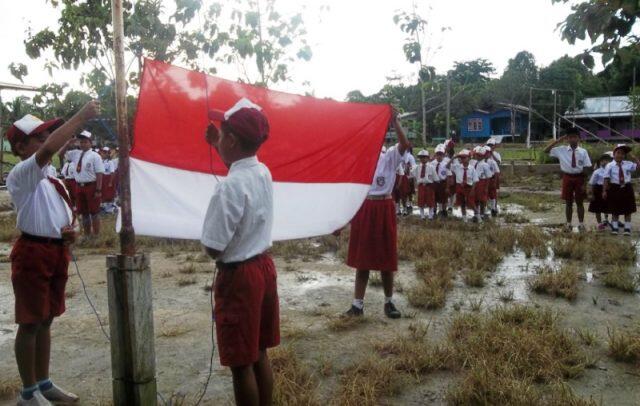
[126,59,390,241]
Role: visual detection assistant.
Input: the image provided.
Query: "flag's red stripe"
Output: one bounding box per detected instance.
[131,59,390,184]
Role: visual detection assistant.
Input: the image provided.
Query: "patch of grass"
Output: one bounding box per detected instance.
[501,192,556,212]
[574,328,598,347]
[0,214,19,243]
[271,239,323,262]
[369,273,382,287]
[503,212,530,224]
[158,321,193,338]
[160,271,173,279]
[0,378,21,400]
[270,346,320,406]
[334,356,405,406]
[327,315,369,332]
[607,327,640,364]
[176,276,197,287]
[468,297,484,311]
[463,268,485,287]
[445,305,591,405]
[281,323,308,341]
[498,289,515,302]
[518,225,549,258]
[529,265,579,301]
[552,233,636,265]
[178,264,197,274]
[602,266,638,293]
[407,268,452,310]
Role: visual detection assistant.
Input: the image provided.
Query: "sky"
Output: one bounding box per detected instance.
[0,0,592,101]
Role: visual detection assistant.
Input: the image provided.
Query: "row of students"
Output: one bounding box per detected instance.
[589,145,639,235]
[411,143,501,221]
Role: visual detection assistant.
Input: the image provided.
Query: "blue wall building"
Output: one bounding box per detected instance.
[460,105,529,140]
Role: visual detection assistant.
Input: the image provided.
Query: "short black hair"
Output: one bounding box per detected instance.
[565,127,580,136]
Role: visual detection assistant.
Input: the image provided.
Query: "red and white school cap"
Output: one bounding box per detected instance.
[208,98,270,145]
[417,149,430,157]
[6,114,64,145]
[435,144,446,154]
[458,149,472,157]
[77,130,92,139]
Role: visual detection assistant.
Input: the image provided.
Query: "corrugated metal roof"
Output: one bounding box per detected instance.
[565,96,631,119]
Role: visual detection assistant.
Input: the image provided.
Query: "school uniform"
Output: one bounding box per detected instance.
[61,162,78,208]
[451,162,479,209]
[413,161,436,209]
[73,149,105,215]
[604,160,637,216]
[588,167,608,214]
[550,145,592,202]
[101,159,118,203]
[7,156,74,324]
[393,163,411,203]
[348,144,404,272]
[405,154,417,201]
[430,159,450,206]
[490,150,502,188]
[472,159,492,205]
[487,157,501,201]
[201,156,279,367]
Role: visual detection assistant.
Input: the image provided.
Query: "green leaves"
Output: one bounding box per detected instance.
[8,63,28,83]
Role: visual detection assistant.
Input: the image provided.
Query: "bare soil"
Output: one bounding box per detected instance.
[0,188,639,405]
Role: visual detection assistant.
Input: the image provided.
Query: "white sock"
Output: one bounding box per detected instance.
[352,299,364,309]
[625,222,631,230]
[419,208,425,218]
[384,296,393,304]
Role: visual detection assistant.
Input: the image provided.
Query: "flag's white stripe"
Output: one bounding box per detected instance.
[123,158,370,241]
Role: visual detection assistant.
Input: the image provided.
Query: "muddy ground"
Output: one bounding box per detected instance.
[0,185,639,406]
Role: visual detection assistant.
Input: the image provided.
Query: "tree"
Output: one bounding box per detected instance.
[553,0,640,68]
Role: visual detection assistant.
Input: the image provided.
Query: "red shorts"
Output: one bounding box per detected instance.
[488,177,498,200]
[417,184,435,208]
[76,182,101,215]
[455,184,476,209]
[347,198,397,272]
[393,175,410,202]
[63,179,77,207]
[214,253,280,367]
[11,236,70,324]
[102,173,117,202]
[475,179,489,204]
[561,174,586,202]
[434,181,448,205]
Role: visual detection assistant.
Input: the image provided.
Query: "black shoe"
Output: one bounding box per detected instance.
[384,302,401,319]
[491,209,498,217]
[344,305,364,317]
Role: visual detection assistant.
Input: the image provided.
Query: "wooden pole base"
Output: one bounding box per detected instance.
[107,254,157,406]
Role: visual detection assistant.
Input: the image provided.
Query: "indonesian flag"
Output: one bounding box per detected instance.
[128,59,391,241]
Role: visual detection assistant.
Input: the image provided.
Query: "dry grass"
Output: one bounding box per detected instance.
[176,276,197,287]
[529,265,580,301]
[157,321,193,338]
[602,266,638,293]
[574,328,599,347]
[518,225,549,258]
[445,305,591,405]
[0,213,19,242]
[0,378,21,400]
[327,315,369,332]
[270,345,320,406]
[271,239,324,262]
[463,268,485,287]
[178,264,197,274]
[333,356,405,406]
[607,327,640,364]
[407,268,452,309]
[552,233,637,265]
[503,212,530,224]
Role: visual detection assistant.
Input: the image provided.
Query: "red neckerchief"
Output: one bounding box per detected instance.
[47,176,77,226]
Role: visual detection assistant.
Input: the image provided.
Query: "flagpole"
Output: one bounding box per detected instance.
[108,0,157,404]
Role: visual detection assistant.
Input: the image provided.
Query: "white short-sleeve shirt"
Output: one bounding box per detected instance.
[588,168,605,186]
[368,144,405,196]
[451,162,479,186]
[413,162,437,184]
[550,145,592,174]
[430,159,450,182]
[7,155,73,238]
[74,150,105,183]
[472,160,492,180]
[603,160,637,185]
[201,156,273,263]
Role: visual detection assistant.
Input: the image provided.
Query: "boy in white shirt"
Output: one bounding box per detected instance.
[73,131,105,236]
[202,98,279,406]
[544,127,592,232]
[430,144,450,218]
[345,110,410,319]
[603,144,639,235]
[485,145,501,217]
[472,146,492,218]
[6,102,99,406]
[449,149,480,221]
[413,150,436,220]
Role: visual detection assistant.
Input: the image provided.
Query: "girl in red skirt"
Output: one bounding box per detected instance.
[346,110,411,319]
[471,146,492,218]
[603,144,639,235]
[588,152,612,231]
[413,149,436,220]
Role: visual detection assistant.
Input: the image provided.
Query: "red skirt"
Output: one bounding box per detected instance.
[417,184,435,208]
[347,198,398,272]
[588,185,608,214]
[475,179,489,204]
[606,184,636,216]
[408,178,416,197]
[488,176,498,200]
[102,173,117,202]
[456,184,476,209]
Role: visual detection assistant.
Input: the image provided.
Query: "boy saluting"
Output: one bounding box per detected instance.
[202,98,279,406]
[6,101,100,406]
